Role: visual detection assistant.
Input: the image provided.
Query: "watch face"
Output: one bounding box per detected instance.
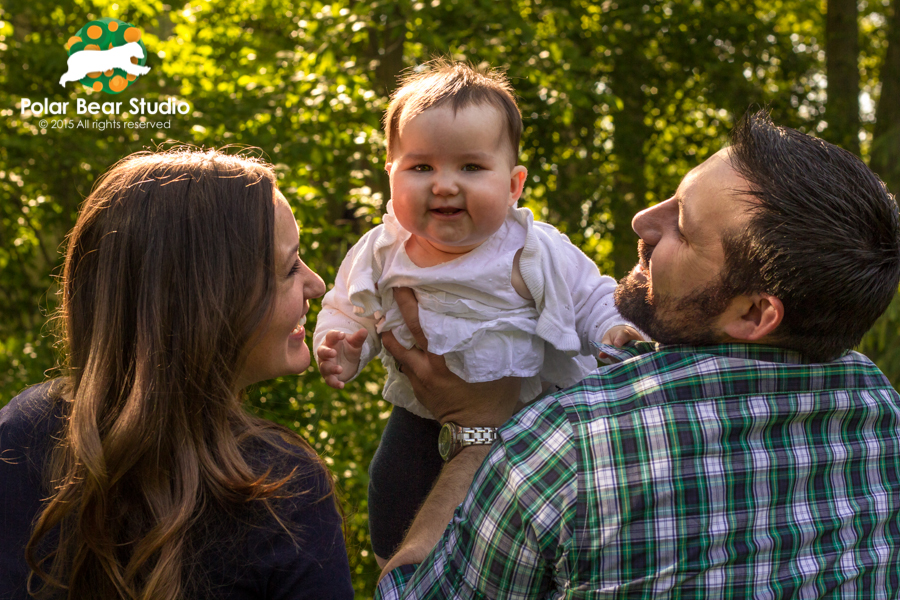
[439,424,453,459]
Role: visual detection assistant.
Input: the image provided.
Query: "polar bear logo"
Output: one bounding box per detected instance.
[59,42,150,87]
[61,19,150,93]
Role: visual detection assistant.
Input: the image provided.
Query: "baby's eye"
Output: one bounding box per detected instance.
[462,164,483,172]
[413,164,433,172]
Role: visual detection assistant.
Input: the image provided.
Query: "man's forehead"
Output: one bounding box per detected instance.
[678,148,732,193]
[677,148,754,235]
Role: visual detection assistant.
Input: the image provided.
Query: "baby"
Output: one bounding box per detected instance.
[314,60,642,562]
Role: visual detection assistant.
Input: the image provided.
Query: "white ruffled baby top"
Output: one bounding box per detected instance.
[314,202,627,419]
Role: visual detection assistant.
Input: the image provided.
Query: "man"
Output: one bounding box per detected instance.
[375,111,900,598]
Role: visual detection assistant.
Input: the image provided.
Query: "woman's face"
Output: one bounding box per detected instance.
[238,192,325,389]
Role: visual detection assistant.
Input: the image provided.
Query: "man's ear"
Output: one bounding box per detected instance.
[721,293,784,341]
[509,165,527,206]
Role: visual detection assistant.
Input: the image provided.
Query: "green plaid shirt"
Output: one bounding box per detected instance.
[375,342,900,599]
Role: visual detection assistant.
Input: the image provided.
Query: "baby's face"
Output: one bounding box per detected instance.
[386,104,527,256]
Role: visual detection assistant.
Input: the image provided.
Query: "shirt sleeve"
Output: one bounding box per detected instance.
[547,229,634,350]
[375,397,578,600]
[0,382,63,600]
[313,233,382,381]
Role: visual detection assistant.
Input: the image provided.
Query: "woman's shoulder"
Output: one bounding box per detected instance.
[1,379,67,447]
[243,428,335,504]
[198,429,351,599]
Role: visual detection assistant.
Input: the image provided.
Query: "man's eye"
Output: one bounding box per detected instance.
[413,164,432,172]
[462,164,483,172]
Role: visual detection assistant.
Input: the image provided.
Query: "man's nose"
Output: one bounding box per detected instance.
[632,196,676,245]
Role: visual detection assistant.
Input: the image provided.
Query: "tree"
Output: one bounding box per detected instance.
[2,1,899,596]
[871,0,900,193]
[825,0,861,154]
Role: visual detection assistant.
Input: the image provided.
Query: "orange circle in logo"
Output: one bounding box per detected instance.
[109,76,128,92]
[87,25,102,39]
[123,27,142,43]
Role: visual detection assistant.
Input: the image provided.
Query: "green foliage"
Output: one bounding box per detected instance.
[859,293,900,392]
[1,0,899,596]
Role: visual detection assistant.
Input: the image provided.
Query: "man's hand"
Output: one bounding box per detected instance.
[316,329,368,389]
[381,287,520,427]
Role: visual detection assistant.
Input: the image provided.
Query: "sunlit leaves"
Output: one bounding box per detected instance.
[2,1,899,596]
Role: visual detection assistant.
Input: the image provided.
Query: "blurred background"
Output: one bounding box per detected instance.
[2,0,898,595]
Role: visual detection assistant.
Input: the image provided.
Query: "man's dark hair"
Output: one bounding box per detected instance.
[722,110,900,361]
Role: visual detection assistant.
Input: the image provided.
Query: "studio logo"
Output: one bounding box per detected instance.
[59,18,150,93]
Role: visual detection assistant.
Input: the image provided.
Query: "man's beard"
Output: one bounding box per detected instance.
[614,241,735,346]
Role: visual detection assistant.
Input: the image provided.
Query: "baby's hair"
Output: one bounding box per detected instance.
[384,58,523,164]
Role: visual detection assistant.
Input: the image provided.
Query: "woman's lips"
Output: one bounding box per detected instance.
[290,315,307,339]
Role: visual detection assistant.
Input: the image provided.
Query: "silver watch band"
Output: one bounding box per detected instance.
[458,426,497,447]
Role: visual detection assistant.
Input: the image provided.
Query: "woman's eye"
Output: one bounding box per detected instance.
[413,164,432,172]
[288,257,302,277]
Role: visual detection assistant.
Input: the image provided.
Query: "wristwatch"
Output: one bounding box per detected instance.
[438,422,498,461]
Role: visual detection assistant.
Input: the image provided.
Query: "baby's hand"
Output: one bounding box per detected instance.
[601,325,645,348]
[316,329,368,389]
[597,325,645,363]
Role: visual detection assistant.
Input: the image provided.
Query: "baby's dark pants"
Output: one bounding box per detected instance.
[368,406,444,559]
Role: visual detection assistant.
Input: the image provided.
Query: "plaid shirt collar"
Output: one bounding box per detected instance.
[594,340,816,365]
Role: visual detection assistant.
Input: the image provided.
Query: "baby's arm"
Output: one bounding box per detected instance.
[313,239,383,389]
[315,294,380,389]
[317,329,369,389]
[535,225,645,352]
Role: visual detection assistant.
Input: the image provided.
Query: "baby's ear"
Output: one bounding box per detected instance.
[509,165,527,205]
[385,162,393,174]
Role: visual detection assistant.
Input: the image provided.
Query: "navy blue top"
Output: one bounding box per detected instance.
[0,381,354,600]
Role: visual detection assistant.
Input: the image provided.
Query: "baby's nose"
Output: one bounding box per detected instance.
[431,172,459,196]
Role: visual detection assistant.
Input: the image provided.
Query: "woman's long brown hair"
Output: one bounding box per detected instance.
[25,149,334,599]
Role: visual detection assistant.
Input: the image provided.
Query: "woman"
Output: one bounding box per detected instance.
[0,149,354,599]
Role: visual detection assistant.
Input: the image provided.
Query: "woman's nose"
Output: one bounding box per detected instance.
[303,263,326,299]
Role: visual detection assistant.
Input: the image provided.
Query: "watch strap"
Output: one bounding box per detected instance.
[441,422,497,461]
[456,426,497,448]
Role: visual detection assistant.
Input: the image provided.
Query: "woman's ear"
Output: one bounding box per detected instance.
[721,293,784,341]
[509,166,527,206]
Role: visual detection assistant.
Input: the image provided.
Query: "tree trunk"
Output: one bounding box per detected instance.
[872,0,900,196]
[825,0,861,155]
[367,1,406,207]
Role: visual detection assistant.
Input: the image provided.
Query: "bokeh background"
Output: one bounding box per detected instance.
[2,0,898,595]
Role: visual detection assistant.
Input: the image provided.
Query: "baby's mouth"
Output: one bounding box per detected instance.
[431,207,464,215]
